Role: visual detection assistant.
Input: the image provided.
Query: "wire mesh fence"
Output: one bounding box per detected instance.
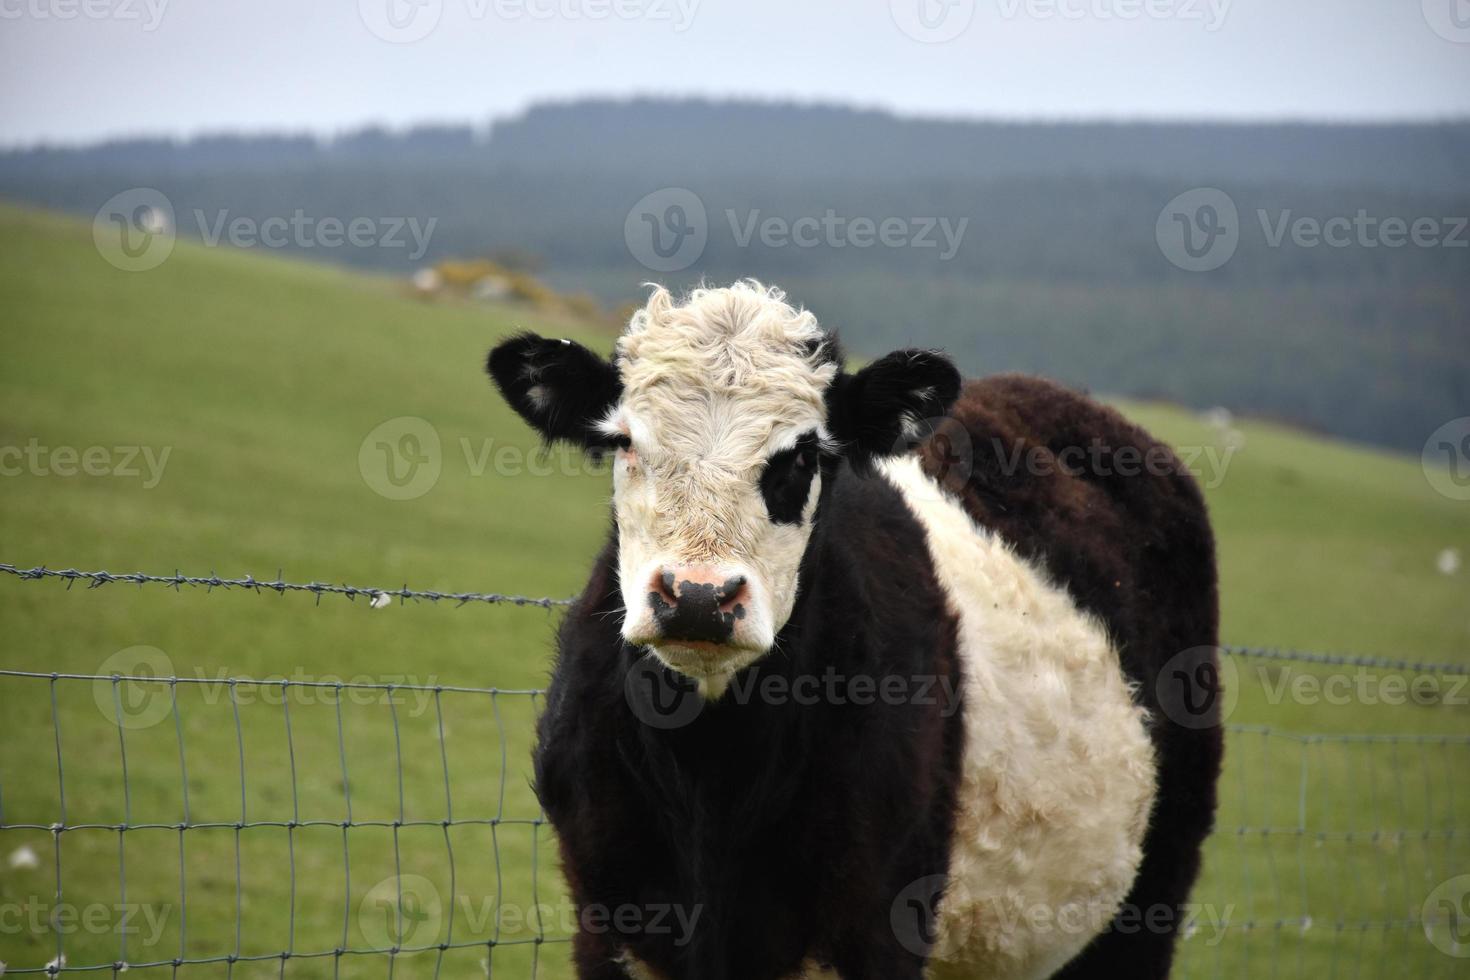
[1,566,1467,978]
[1177,724,1470,979]
[0,669,559,978]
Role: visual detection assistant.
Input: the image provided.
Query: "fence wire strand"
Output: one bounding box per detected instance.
[6,563,1468,679]
[1,563,1467,978]
[0,563,575,609]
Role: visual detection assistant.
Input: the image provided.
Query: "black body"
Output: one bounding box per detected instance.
[530,374,1223,979]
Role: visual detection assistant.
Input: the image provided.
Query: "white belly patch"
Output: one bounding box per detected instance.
[879,455,1158,980]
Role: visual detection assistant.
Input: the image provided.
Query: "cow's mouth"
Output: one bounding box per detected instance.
[645,638,766,680]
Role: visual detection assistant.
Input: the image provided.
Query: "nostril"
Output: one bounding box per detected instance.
[653,569,679,606]
[718,575,749,614]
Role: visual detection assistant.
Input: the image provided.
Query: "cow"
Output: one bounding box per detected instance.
[485,281,1222,980]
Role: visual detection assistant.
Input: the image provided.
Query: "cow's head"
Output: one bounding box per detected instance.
[487,282,959,684]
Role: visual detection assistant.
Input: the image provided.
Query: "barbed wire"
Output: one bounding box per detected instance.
[2,561,1466,674]
[1223,644,1470,676]
[0,562,575,609]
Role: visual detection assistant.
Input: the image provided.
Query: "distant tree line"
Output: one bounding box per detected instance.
[2,98,1465,454]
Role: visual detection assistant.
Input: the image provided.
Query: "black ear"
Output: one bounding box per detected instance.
[486,332,622,448]
[826,349,962,465]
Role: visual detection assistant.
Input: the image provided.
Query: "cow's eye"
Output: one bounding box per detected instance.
[760,433,822,525]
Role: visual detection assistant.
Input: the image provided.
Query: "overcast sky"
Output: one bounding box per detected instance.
[2,0,1468,147]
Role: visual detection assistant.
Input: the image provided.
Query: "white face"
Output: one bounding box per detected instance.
[608,398,827,678]
[604,285,839,683]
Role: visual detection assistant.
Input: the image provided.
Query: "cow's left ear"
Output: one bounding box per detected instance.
[826,349,962,463]
[486,332,622,449]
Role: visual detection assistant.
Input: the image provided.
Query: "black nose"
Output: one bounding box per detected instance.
[649,570,749,644]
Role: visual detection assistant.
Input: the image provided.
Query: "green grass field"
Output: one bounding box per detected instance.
[1,202,1466,978]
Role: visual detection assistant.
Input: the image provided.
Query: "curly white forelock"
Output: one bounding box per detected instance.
[614,281,838,447]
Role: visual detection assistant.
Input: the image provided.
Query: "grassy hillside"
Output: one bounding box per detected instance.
[0,202,1465,977]
[6,148,1468,457]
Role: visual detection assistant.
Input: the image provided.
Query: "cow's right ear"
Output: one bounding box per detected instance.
[486,333,622,448]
